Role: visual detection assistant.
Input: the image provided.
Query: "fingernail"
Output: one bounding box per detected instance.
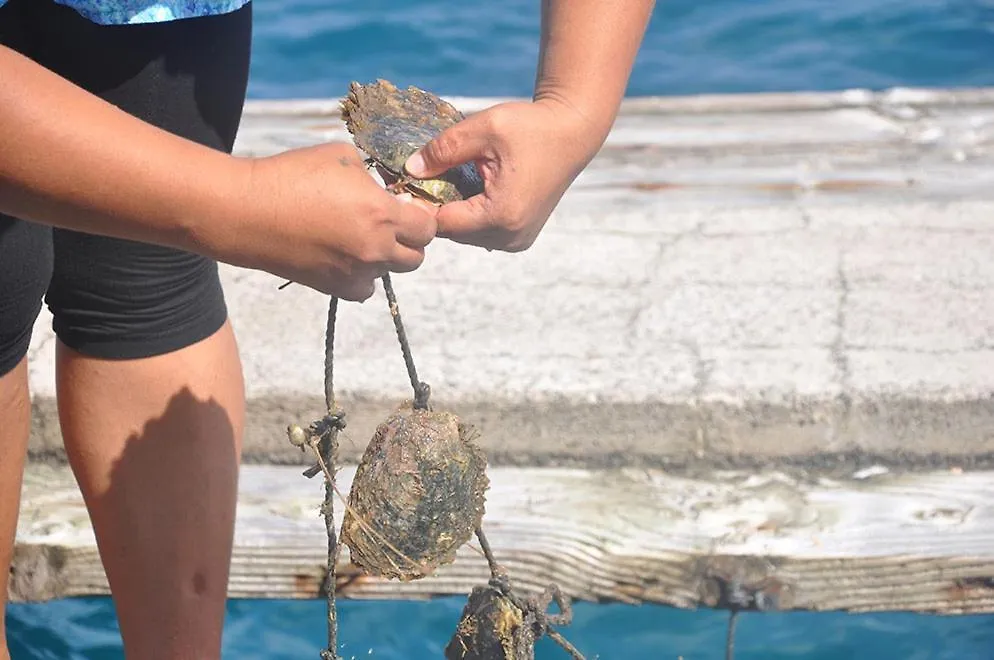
[405,151,426,177]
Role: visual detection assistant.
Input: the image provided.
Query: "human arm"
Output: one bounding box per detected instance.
[0,44,437,299]
[403,0,655,251]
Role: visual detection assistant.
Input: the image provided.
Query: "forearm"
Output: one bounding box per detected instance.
[534,0,655,136]
[0,44,248,257]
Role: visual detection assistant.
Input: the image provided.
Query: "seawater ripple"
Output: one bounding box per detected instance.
[246,0,994,99]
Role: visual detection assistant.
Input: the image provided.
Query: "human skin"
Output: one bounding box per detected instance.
[406,0,657,252]
[0,44,439,301]
[0,2,655,658]
[0,32,439,660]
[0,361,29,660]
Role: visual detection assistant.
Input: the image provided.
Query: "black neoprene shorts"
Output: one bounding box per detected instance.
[0,0,252,378]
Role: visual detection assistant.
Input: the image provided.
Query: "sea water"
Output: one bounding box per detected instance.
[9,0,994,657]
[8,597,994,659]
[246,0,994,99]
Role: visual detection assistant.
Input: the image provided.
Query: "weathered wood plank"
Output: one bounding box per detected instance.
[231,87,994,211]
[238,87,994,118]
[12,464,994,614]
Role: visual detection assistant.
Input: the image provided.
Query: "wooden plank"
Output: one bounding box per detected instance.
[12,464,994,614]
[238,87,994,118]
[231,89,994,208]
[234,98,910,160]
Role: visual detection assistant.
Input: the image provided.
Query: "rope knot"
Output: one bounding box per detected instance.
[413,381,431,410]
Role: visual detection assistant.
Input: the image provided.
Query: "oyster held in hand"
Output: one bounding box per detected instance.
[341,79,485,204]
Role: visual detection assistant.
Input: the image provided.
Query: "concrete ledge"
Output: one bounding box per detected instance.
[24,393,994,473]
[25,87,994,470]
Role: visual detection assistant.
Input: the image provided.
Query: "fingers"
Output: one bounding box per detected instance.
[435,195,491,240]
[391,192,438,250]
[296,270,375,302]
[404,112,493,179]
[436,196,538,252]
[321,246,423,300]
[337,279,377,302]
[388,244,427,273]
[387,197,433,272]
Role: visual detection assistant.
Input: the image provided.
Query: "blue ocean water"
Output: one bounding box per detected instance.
[246,0,994,99]
[8,596,994,659]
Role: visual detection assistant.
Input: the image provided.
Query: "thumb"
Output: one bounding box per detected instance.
[404,112,492,179]
[435,195,490,239]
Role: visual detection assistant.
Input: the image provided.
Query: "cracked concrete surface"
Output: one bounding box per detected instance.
[24,88,994,472]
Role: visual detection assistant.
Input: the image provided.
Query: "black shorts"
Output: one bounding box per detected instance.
[0,0,252,377]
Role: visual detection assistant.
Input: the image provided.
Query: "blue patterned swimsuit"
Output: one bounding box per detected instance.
[0,0,251,24]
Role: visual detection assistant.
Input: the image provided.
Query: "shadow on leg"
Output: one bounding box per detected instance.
[57,322,244,660]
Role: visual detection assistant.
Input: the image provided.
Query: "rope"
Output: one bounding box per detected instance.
[726,609,739,660]
[300,295,343,480]
[285,296,348,659]
[318,296,343,660]
[381,273,431,409]
[323,298,337,413]
[381,276,585,658]
[287,274,587,659]
[475,527,586,659]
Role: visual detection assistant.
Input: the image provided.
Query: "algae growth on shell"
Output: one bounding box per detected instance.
[341,79,485,204]
[340,407,490,581]
[446,585,536,660]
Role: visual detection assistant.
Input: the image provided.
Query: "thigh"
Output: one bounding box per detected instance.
[31,1,253,359]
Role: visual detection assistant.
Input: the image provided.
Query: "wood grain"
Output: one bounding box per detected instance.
[12,464,994,614]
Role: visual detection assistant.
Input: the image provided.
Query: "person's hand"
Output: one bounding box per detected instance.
[219,143,438,300]
[402,99,606,252]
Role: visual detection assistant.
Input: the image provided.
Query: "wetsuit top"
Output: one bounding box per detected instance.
[0,0,251,24]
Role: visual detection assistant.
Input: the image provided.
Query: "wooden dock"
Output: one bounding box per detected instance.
[13,464,994,615]
[15,86,994,615]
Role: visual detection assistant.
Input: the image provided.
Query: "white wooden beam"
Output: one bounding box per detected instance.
[12,464,994,615]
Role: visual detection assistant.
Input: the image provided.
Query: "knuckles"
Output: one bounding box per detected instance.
[422,132,460,171]
[422,108,503,171]
[354,238,392,268]
[478,105,507,136]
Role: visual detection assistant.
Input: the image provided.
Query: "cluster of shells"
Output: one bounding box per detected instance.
[338,80,490,581]
[337,81,538,659]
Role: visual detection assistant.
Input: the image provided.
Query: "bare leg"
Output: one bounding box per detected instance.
[0,358,30,660]
[57,321,245,660]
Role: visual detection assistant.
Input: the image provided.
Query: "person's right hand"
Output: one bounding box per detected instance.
[222,142,439,301]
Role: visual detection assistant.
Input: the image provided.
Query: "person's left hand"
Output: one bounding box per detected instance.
[403,99,608,252]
